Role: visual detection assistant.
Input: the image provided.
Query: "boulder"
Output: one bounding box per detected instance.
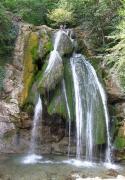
[105,73,125,103]
[54,30,73,56]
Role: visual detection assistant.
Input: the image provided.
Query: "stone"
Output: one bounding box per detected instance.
[55,31,73,56]
[48,87,67,118]
[0,121,15,137]
[37,30,53,60]
[105,74,125,103]
[106,169,118,177]
[38,51,64,93]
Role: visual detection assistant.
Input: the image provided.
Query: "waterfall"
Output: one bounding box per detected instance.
[29,95,42,154]
[23,95,42,164]
[62,79,71,158]
[44,30,63,74]
[83,58,112,163]
[45,50,62,74]
[70,54,111,162]
[54,30,62,51]
[70,59,83,160]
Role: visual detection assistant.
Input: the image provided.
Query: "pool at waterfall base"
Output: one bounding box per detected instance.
[0,154,125,180]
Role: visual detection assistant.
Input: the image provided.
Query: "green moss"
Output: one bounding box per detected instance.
[37,54,63,93]
[20,32,38,106]
[63,58,75,121]
[114,137,125,149]
[41,31,53,52]
[48,86,67,118]
[38,31,53,60]
[94,103,106,145]
[43,39,53,53]
[31,44,39,63]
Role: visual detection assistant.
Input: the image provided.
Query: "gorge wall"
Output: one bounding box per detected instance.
[0,22,125,161]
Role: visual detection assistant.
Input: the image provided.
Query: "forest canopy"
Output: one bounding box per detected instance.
[0,0,124,61]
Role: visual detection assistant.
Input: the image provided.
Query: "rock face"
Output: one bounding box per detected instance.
[103,66,125,154]
[0,22,125,160]
[105,73,125,103]
[0,23,74,154]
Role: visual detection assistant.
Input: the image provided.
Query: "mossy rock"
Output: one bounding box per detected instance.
[114,137,125,149]
[55,31,73,56]
[23,82,39,113]
[48,86,67,119]
[37,30,53,62]
[63,58,75,121]
[38,51,64,94]
[20,32,38,106]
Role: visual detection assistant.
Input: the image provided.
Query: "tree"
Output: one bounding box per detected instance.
[48,0,74,26]
[0,2,15,56]
[48,8,73,26]
[2,0,58,26]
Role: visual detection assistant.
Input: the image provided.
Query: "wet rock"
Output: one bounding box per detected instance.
[106,169,118,177]
[37,30,53,60]
[55,31,73,56]
[114,103,125,120]
[105,74,125,103]
[38,51,64,93]
[47,86,67,118]
[113,149,125,162]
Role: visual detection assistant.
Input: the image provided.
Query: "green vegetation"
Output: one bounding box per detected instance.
[0,2,16,56]
[0,67,5,91]
[1,0,57,25]
[48,0,74,26]
[104,1,125,91]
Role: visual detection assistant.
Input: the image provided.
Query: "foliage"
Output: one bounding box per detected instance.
[104,1,125,90]
[48,0,74,26]
[0,2,16,56]
[2,0,58,26]
[48,8,73,26]
[0,66,5,91]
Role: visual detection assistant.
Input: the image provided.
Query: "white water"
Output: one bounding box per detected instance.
[83,59,112,163]
[62,79,71,158]
[29,95,42,154]
[45,50,62,74]
[70,54,111,163]
[54,30,62,51]
[23,95,43,164]
[71,58,83,160]
[45,30,63,74]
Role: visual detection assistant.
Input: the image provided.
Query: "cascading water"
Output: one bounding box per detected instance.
[70,53,111,163]
[70,59,83,160]
[45,50,62,74]
[45,30,63,74]
[29,95,42,154]
[23,95,43,164]
[54,30,62,51]
[62,79,71,158]
[84,59,112,164]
